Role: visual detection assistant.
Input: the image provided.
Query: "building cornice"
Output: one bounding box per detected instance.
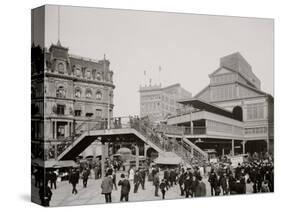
[45,72,115,89]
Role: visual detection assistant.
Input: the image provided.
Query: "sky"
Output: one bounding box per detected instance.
[43,5,274,117]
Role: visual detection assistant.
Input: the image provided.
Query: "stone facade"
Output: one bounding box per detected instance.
[31,42,115,159]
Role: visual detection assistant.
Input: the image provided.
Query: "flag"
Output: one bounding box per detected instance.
[144,70,146,76]
[159,65,162,72]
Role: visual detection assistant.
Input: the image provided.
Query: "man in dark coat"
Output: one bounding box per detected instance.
[208,169,218,196]
[39,181,52,207]
[82,168,90,188]
[69,168,79,194]
[184,174,193,198]
[169,169,177,187]
[178,170,186,196]
[118,174,131,202]
[133,171,141,193]
[101,173,113,203]
[50,171,58,190]
[219,173,228,195]
[153,171,160,197]
[140,168,146,190]
[160,179,167,199]
[195,176,206,197]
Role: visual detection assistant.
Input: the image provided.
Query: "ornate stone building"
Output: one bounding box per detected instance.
[31,42,115,160]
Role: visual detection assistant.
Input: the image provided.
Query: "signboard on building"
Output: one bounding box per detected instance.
[229,155,244,167]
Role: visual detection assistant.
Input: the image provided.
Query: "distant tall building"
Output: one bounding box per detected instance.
[139,83,192,123]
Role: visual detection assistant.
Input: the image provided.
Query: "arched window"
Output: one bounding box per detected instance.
[96,90,102,100]
[75,68,82,77]
[86,89,92,98]
[75,87,81,98]
[85,70,91,79]
[58,62,65,74]
[233,106,243,121]
[56,86,66,98]
[96,72,101,81]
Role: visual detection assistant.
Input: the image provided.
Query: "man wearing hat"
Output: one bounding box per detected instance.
[118,173,131,202]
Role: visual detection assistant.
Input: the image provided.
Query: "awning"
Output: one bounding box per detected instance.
[32,159,78,168]
[154,152,183,165]
[177,98,240,121]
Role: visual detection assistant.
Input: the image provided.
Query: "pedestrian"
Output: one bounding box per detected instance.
[208,169,218,196]
[133,170,141,193]
[50,170,57,189]
[140,168,146,190]
[39,180,52,207]
[184,174,192,198]
[195,176,206,197]
[118,173,131,202]
[101,173,113,203]
[69,168,79,195]
[261,180,270,193]
[178,170,186,196]
[191,175,199,197]
[129,167,135,184]
[219,172,228,195]
[112,169,118,190]
[153,171,160,197]
[82,168,90,188]
[160,179,167,199]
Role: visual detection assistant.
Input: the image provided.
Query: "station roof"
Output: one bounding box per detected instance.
[177,98,240,121]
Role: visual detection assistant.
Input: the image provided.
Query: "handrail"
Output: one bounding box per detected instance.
[48,116,207,164]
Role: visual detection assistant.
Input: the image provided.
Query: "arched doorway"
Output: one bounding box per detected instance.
[232,106,243,121]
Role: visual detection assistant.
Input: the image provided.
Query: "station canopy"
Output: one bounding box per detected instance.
[32,159,78,168]
[177,98,240,121]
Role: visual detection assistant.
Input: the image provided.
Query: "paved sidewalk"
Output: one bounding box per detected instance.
[32,172,254,207]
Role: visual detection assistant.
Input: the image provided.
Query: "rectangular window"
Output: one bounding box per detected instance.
[247,103,264,120]
[57,104,65,115]
[74,110,81,117]
[96,109,102,118]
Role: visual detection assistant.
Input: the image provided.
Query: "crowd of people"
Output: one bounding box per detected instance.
[34,153,274,206]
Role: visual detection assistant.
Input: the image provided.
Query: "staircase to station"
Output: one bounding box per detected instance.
[49,117,208,164]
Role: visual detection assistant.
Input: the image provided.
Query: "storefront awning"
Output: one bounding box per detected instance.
[154,152,183,165]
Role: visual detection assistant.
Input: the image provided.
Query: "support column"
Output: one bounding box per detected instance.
[222,148,225,158]
[190,121,194,135]
[54,143,58,159]
[231,139,235,156]
[242,140,247,155]
[101,140,106,178]
[266,139,270,153]
[68,122,71,136]
[54,121,57,139]
[135,144,139,170]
